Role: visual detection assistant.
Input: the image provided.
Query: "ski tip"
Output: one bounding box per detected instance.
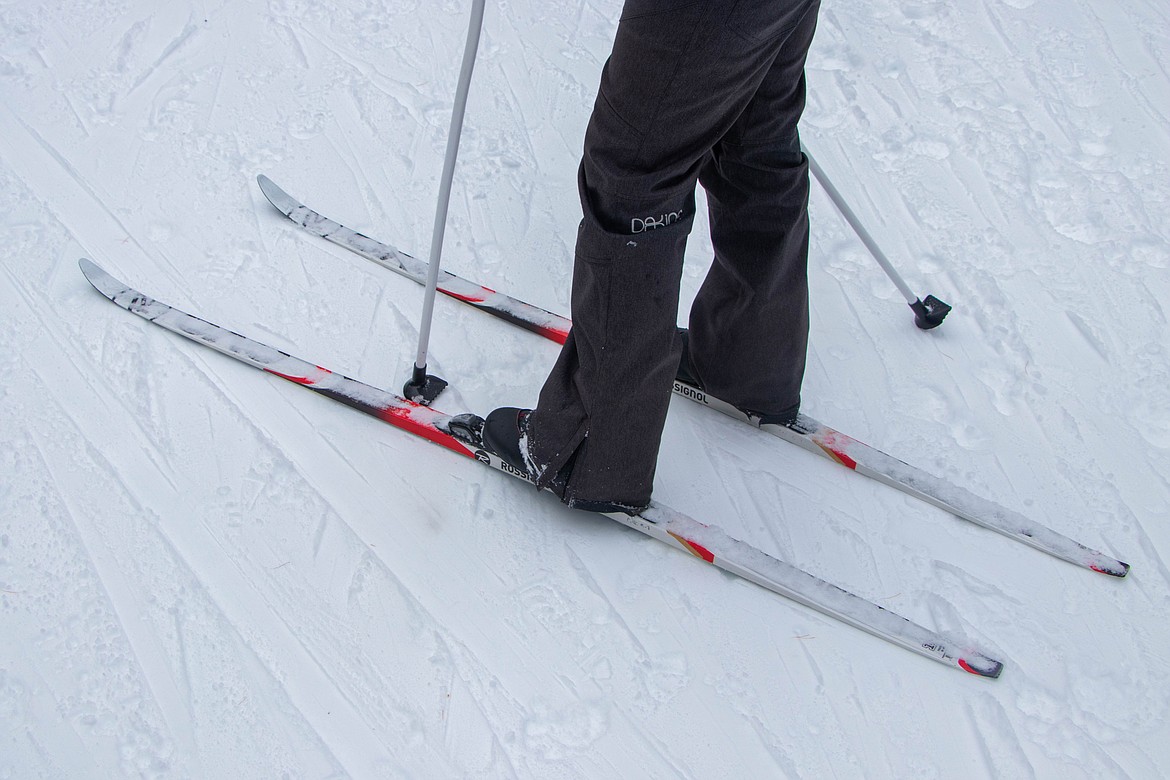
[77,256,107,290]
[78,258,117,297]
[256,174,297,216]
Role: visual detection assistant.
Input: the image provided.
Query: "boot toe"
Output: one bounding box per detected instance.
[482,407,531,474]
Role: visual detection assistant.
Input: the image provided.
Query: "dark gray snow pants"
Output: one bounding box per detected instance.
[527,0,820,510]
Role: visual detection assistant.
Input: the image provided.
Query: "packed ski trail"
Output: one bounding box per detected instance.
[2,0,1169,778]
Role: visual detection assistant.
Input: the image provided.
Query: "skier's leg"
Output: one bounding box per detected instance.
[519,0,821,509]
[688,0,821,420]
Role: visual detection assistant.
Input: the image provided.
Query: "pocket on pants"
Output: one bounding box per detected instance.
[574,208,695,267]
[574,216,642,267]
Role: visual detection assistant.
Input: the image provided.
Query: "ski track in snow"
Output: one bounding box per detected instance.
[2,0,1169,776]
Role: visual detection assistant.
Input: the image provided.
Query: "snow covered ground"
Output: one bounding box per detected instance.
[2,0,1168,776]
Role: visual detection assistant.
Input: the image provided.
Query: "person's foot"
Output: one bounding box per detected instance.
[481,406,647,515]
[676,328,800,426]
[482,407,533,476]
[753,402,801,427]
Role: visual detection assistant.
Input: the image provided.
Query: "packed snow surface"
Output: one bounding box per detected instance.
[2,0,1168,777]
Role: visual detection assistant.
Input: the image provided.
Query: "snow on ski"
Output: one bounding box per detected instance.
[256,176,1130,579]
[80,257,1004,678]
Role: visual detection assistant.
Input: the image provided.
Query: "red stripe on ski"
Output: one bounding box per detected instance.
[812,429,860,470]
[820,445,858,470]
[669,532,716,563]
[267,366,331,385]
[378,405,478,458]
[441,288,488,304]
[441,280,498,305]
[263,367,477,459]
[439,288,570,344]
[277,374,316,385]
[536,324,570,345]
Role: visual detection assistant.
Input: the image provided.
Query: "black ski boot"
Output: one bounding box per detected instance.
[482,407,644,514]
[482,407,533,477]
[676,328,800,427]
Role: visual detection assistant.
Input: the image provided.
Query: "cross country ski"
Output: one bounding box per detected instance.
[80,257,1005,678]
[256,175,1129,578]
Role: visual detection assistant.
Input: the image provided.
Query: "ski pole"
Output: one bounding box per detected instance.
[802,144,951,330]
[405,0,487,404]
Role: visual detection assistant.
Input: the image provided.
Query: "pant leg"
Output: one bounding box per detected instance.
[528,0,820,508]
[689,0,821,415]
[527,178,695,510]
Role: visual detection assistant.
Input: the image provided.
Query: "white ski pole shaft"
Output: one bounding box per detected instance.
[803,144,915,304]
[413,0,486,377]
[803,143,951,329]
